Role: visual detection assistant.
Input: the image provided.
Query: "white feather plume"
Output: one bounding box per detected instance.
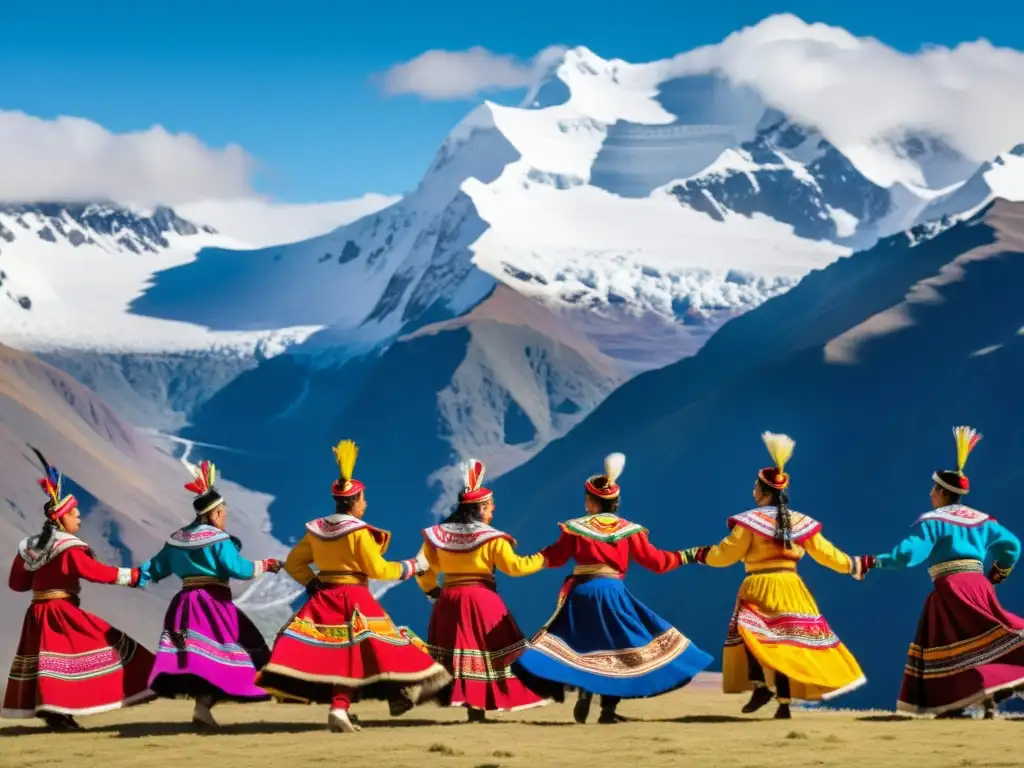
[761,432,795,472]
[604,452,626,484]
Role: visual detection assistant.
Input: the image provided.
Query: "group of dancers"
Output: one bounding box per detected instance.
[3,425,1023,733]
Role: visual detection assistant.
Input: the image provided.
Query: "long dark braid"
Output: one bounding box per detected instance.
[36,503,61,549]
[774,488,793,549]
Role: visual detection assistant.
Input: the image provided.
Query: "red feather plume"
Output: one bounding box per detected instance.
[184,460,215,496]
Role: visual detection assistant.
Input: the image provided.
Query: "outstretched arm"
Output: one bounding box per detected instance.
[283,533,317,586]
[872,522,937,571]
[987,521,1021,584]
[65,547,139,587]
[490,538,546,577]
[352,529,418,582]
[211,539,280,581]
[628,531,684,574]
[539,530,575,569]
[137,546,174,587]
[681,526,752,568]
[803,532,853,575]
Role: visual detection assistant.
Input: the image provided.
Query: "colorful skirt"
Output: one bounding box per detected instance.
[722,569,865,701]
[148,583,271,702]
[255,583,451,705]
[897,562,1024,715]
[1,595,156,718]
[427,581,548,711]
[512,576,714,699]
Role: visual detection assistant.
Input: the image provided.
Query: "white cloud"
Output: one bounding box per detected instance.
[0,111,256,206]
[660,15,1024,165]
[380,45,568,100]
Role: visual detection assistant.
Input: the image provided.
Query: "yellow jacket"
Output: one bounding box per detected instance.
[697,507,852,575]
[284,514,417,586]
[415,522,545,593]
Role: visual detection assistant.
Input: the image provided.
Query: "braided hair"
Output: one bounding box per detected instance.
[35,503,61,550]
[757,479,793,549]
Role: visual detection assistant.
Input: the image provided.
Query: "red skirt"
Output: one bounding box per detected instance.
[255,584,450,705]
[898,567,1024,714]
[428,581,549,711]
[1,595,156,719]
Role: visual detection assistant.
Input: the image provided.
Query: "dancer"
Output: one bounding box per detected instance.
[680,432,865,719]
[512,452,713,724]
[255,439,451,733]
[2,448,155,729]
[853,426,1023,717]
[138,460,283,730]
[416,458,549,721]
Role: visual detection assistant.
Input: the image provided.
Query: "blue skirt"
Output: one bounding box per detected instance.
[513,576,714,699]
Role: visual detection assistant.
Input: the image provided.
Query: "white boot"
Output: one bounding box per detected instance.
[192,695,219,729]
[328,708,362,733]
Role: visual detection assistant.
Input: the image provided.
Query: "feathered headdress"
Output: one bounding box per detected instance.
[331,439,365,498]
[29,445,78,521]
[758,431,795,490]
[932,425,982,496]
[185,459,224,514]
[458,458,493,504]
[586,452,626,500]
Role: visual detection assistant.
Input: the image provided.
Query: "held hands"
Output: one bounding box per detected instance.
[989,563,1013,585]
[261,558,283,574]
[413,550,431,576]
[679,546,709,566]
[850,555,876,581]
[425,586,442,604]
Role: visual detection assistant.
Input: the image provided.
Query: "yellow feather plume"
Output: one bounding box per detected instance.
[332,439,359,482]
[761,431,795,473]
[952,425,982,474]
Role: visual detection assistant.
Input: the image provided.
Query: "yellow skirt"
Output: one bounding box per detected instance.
[722,570,865,701]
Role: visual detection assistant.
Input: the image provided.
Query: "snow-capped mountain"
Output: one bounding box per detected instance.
[2,45,1023,620]
[483,198,1024,711]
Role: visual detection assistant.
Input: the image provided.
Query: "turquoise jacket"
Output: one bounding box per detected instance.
[874,505,1020,572]
[138,522,266,588]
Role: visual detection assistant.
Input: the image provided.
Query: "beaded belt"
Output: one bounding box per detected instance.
[182,576,229,589]
[928,559,983,582]
[572,564,622,578]
[32,588,78,602]
[318,571,368,586]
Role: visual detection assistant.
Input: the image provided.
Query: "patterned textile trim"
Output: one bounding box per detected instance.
[114,568,134,587]
[725,603,841,650]
[680,546,710,566]
[279,606,420,649]
[182,576,230,588]
[7,635,142,683]
[423,522,515,552]
[905,625,1024,679]
[397,558,417,581]
[915,504,991,528]
[928,559,983,582]
[305,514,390,549]
[559,514,646,543]
[17,532,89,572]
[530,627,690,678]
[168,524,231,549]
[157,629,260,667]
[426,640,527,682]
[727,508,822,544]
[32,589,79,602]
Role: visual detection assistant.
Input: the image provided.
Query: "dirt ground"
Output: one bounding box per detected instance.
[1,683,1022,768]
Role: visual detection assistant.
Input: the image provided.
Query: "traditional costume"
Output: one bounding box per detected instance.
[138,460,282,729]
[2,449,155,728]
[254,440,451,732]
[680,432,865,717]
[416,459,549,719]
[854,426,1024,716]
[512,453,713,724]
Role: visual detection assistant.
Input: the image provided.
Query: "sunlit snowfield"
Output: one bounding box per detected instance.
[2,677,1022,768]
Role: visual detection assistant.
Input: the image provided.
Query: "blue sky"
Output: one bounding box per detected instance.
[1,1,1019,203]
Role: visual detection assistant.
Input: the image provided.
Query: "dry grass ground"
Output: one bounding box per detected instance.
[2,683,1022,768]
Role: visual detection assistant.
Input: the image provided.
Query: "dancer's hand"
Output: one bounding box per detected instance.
[262,558,283,574]
[989,563,1012,585]
[679,546,708,566]
[305,577,323,597]
[850,555,876,581]
[425,587,442,604]
[414,550,431,575]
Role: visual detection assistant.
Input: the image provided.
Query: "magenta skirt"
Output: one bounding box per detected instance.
[898,562,1024,714]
